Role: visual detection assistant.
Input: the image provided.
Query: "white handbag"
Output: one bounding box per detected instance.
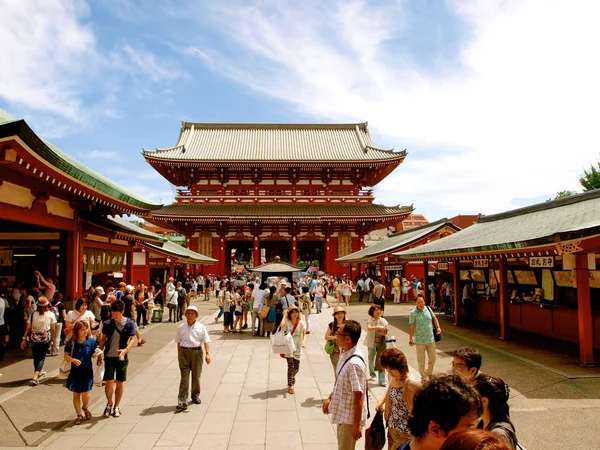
[272,327,296,355]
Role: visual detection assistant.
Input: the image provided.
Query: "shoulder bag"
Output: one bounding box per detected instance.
[259,301,270,319]
[324,339,335,355]
[427,306,441,342]
[59,341,73,378]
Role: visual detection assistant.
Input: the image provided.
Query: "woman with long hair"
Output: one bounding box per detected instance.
[222,283,234,333]
[324,305,346,375]
[64,320,99,425]
[280,305,306,394]
[21,296,56,385]
[473,374,520,450]
[376,348,422,448]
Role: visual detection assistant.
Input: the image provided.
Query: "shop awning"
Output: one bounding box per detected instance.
[336,219,460,263]
[394,189,600,260]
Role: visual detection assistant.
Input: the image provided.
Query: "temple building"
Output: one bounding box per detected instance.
[143,122,413,275]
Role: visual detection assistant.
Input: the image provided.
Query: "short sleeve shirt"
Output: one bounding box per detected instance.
[329,346,368,425]
[408,307,434,344]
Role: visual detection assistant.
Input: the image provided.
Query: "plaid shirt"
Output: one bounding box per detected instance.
[329,346,368,425]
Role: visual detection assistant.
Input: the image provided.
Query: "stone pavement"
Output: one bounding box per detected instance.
[37,301,392,450]
[19,299,600,449]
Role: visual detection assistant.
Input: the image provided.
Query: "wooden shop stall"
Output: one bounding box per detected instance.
[395,190,600,365]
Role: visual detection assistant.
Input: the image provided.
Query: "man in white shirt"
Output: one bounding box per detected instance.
[174,306,211,411]
[251,282,267,336]
[322,320,368,449]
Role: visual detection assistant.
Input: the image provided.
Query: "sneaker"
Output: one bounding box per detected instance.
[103,404,112,417]
[192,397,201,405]
[38,371,47,379]
[176,402,187,411]
[112,407,121,418]
[137,339,146,347]
[30,379,39,386]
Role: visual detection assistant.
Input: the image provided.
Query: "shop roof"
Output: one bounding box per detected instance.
[143,122,406,163]
[0,110,162,212]
[143,240,218,264]
[336,219,460,263]
[105,216,165,244]
[394,189,600,259]
[150,203,413,220]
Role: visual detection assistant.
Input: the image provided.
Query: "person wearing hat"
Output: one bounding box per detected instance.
[324,305,347,377]
[21,296,56,385]
[392,274,401,304]
[174,305,211,411]
[115,282,127,301]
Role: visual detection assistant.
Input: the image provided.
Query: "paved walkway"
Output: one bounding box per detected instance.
[21,299,600,449]
[37,303,394,450]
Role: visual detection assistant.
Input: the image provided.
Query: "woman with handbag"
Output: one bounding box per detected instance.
[262,286,278,338]
[64,320,99,425]
[324,305,346,376]
[232,286,244,333]
[21,296,56,385]
[279,305,306,394]
[166,285,178,322]
[366,305,388,386]
[222,283,235,333]
[376,348,421,449]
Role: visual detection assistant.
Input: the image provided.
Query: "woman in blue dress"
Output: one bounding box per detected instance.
[64,320,97,425]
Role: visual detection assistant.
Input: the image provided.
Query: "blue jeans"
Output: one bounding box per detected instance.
[315,296,323,313]
[32,342,49,372]
[216,306,224,319]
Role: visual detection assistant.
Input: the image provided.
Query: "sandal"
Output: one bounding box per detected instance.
[74,415,84,425]
[82,407,92,419]
[288,386,294,394]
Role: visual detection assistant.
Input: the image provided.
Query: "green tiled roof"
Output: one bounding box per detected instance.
[151,203,413,220]
[0,110,162,212]
[106,216,166,243]
[144,240,217,264]
[394,189,600,259]
[337,219,459,263]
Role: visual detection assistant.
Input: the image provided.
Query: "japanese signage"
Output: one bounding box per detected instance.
[437,262,449,271]
[385,265,404,271]
[83,248,125,273]
[529,256,554,268]
[0,250,13,266]
[473,259,489,268]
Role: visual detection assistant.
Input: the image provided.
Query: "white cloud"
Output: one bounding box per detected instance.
[0,0,96,120]
[113,45,187,84]
[188,0,600,219]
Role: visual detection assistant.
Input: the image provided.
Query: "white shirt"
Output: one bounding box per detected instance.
[0,298,5,326]
[252,288,266,309]
[175,321,211,348]
[166,290,178,305]
[66,309,96,324]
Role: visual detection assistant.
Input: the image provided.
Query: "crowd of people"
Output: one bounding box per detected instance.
[0,269,522,449]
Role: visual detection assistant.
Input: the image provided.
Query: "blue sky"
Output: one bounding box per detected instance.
[1,0,599,220]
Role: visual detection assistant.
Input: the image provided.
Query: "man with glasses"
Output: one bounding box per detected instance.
[451,347,482,381]
[322,320,368,450]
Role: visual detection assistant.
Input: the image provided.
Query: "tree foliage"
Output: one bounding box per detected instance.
[547,190,577,202]
[580,161,600,191]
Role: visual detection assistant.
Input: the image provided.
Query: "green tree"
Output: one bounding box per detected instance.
[547,190,577,202]
[580,161,600,191]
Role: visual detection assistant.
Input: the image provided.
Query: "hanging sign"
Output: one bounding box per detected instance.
[385,265,404,271]
[529,256,554,268]
[437,262,449,271]
[0,250,13,266]
[473,259,489,268]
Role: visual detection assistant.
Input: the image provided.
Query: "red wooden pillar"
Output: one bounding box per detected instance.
[65,224,81,305]
[379,259,386,281]
[218,233,226,276]
[422,260,429,304]
[253,235,260,268]
[291,235,298,265]
[169,259,175,279]
[126,249,133,284]
[575,253,594,365]
[498,256,510,340]
[453,261,461,326]
[324,224,331,272]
